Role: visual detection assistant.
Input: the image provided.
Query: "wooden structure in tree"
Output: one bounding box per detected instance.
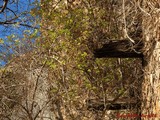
[88,39,143,111]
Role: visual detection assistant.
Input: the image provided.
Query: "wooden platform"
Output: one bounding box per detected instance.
[86,98,139,111]
[94,40,144,58]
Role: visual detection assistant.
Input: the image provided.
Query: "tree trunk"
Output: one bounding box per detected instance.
[141,0,160,119]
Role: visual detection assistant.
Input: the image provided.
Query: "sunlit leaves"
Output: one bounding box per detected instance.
[0,38,4,44]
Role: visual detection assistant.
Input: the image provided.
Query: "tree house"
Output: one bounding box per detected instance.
[87,39,144,112]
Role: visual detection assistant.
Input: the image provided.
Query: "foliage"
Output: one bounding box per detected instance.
[37,0,143,119]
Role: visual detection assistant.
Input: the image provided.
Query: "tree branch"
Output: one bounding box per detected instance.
[0,21,39,29]
[0,0,9,13]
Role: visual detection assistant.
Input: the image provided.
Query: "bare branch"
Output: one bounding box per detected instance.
[122,0,135,43]
[0,21,39,29]
[0,0,9,13]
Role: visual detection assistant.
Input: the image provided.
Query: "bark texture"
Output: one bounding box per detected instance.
[141,0,160,119]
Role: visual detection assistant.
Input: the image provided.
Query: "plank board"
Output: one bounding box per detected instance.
[94,40,143,58]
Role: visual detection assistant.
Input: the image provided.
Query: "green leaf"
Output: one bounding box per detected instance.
[0,38,4,44]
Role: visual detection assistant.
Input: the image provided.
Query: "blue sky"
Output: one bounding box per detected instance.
[0,0,39,67]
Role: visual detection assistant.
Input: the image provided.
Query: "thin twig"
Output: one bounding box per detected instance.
[122,0,135,43]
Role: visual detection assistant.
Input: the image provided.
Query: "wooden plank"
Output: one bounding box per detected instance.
[94,40,144,58]
[86,98,139,111]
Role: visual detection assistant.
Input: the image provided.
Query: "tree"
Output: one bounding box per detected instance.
[39,0,143,119]
[0,0,39,66]
[0,0,39,28]
[141,0,160,118]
